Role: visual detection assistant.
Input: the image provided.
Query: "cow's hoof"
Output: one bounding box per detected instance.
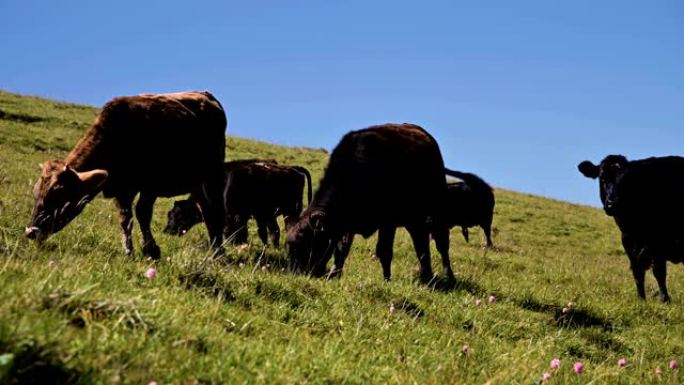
[142,243,161,260]
[419,273,435,285]
[659,293,671,303]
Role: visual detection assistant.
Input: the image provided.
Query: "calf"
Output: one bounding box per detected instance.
[446,171,495,248]
[286,123,459,283]
[578,155,684,301]
[164,160,312,247]
[26,91,227,258]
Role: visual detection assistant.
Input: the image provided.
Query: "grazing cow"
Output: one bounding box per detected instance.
[446,171,495,248]
[286,123,459,282]
[578,155,684,301]
[164,159,312,248]
[26,91,227,259]
[318,170,495,279]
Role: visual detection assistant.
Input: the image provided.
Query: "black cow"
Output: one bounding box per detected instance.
[446,171,495,248]
[318,170,495,279]
[286,123,459,283]
[578,155,684,301]
[164,159,312,248]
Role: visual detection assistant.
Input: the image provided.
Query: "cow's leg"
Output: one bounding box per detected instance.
[224,215,245,245]
[114,194,135,256]
[135,193,160,260]
[483,223,493,248]
[433,225,455,281]
[623,236,646,299]
[330,233,354,278]
[266,218,280,248]
[197,173,226,254]
[234,217,249,244]
[407,225,434,283]
[375,227,396,281]
[652,257,670,302]
[255,217,269,246]
[461,227,469,242]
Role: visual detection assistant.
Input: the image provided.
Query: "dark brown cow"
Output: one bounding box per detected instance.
[286,123,458,282]
[26,91,227,258]
[164,160,312,247]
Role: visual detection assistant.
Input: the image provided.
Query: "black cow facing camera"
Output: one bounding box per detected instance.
[578,155,684,302]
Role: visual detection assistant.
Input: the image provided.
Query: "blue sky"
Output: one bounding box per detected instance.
[2,0,682,206]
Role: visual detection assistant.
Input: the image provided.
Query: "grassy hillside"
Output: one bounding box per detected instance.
[0,90,682,384]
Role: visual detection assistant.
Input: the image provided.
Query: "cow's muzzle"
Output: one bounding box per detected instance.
[25,226,39,239]
[604,200,618,216]
[25,226,47,243]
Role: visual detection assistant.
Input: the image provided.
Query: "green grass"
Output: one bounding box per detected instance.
[0,90,682,384]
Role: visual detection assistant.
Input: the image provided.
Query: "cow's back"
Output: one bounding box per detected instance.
[75,91,227,197]
[615,156,684,241]
[315,123,447,235]
[226,163,304,217]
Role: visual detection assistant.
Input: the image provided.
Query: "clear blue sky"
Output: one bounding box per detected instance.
[2,1,682,206]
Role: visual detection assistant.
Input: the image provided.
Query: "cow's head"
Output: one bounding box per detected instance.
[578,155,629,216]
[26,160,108,243]
[163,199,202,236]
[286,210,334,277]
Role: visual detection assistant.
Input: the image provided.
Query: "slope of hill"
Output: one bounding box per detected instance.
[0,90,682,384]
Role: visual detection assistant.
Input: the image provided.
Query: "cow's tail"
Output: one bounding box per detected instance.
[444,168,488,187]
[292,166,313,205]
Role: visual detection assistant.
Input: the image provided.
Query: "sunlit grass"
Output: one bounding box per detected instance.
[0,90,682,384]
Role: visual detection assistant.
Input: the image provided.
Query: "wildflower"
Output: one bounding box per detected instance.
[48,260,57,269]
[149,382,157,385]
[462,344,469,354]
[655,367,663,375]
[261,265,268,272]
[550,358,561,369]
[567,301,575,308]
[475,299,482,306]
[562,307,570,314]
[238,262,246,268]
[389,304,396,315]
[488,295,496,304]
[145,268,157,280]
[542,372,552,381]
[573,362,584,374]
[618,358,627,367]
[670,360,678,369]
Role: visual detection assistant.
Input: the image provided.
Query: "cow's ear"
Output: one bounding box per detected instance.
[56,165,77,182]
[578,161,600,179]
[309,211,326,232]
[77,169,109,192]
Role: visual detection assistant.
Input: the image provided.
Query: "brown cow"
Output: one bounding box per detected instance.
[25,91,227,258]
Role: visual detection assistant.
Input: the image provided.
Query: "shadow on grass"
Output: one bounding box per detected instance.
[430,275,486,295]
[179,269,237,302]
[41,289,154,332]
[225,245,290,272]
[0,336,89,385]
[513,295,615,331]
[0,109,45,124]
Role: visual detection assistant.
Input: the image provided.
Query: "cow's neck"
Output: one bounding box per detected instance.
[64,124,106,171]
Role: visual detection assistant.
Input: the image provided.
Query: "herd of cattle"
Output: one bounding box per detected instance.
[23,91,684,302]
